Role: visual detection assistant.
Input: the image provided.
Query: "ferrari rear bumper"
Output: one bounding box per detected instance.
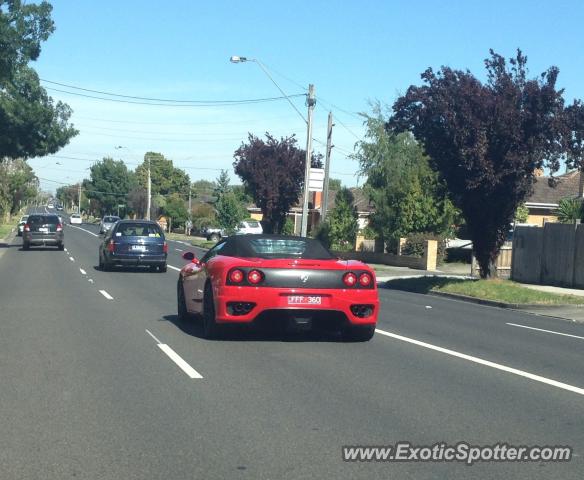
[214,285,379,326]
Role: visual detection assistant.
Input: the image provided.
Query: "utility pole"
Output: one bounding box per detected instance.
[78,183,82,215]
[300,84,316,237]
[187,185,192,234]
[146,156,151,221]
[321,111,334,221]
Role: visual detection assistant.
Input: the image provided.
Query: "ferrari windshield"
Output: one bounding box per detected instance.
[238,237,335,259]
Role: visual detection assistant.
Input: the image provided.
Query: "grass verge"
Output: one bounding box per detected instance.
[384,277,584,305]
[0,224,14,240]
[165,232,215,249]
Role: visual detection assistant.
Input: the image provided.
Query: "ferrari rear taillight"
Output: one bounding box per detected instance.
[343,272,357,287]
[56,223,63,232]
[359,273,372,287]
[229,269,244,283]
[107,239,115,253]
[24,224,30,232]
[247,269,263,285]
[163,242,168,253]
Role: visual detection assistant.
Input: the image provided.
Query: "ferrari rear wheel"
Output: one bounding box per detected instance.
[342,325,375,342]
[177,278,189,321]
[202,283,220,339]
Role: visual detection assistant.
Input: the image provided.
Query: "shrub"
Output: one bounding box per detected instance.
[314,221,332,249]
[401,232,447,263]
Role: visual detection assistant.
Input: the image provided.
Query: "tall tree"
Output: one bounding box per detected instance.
[83,158,131,215]
[0,158,37,219]
[213,170,231,199]
[215,192,244,233]
[0,1,77,160]
[135,152,190,196]
[233,133,321,234]
[390,50,574,277]
[354,106,457,248]
[327,187,358,249]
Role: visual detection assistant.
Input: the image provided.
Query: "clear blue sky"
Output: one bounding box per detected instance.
[31,0,584,192]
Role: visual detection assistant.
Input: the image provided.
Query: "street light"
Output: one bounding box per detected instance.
[230,56,316,237]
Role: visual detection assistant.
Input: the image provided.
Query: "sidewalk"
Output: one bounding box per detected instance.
[372,262,472,282]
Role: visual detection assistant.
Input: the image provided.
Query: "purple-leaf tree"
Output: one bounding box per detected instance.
[389,50,572,278]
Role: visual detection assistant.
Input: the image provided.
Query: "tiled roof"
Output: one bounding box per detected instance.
[527,171,582,205]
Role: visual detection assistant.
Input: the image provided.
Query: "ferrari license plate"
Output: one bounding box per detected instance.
[287,295,321,305]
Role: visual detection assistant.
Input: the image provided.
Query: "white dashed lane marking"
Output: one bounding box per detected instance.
[99,290,113,300]
[145,329,203,379]
[79,268,86,275]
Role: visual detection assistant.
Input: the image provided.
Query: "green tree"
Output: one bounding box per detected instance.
[327,187,358,249]
[328,178,342,191]
[0,2,77,160]
[214,170,231,199]
[83,158,131,216]
[215,191,244,233]
[514,204,529,223]
[135,152,190,196]
[353,106,458,248]
[0,158,37,219]
[163,193,188,228]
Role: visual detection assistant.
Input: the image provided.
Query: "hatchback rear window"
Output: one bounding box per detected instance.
[116,223,163,237]
[28,215,59,225]
[103,216,120,223]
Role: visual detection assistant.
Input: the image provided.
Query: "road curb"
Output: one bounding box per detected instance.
[428,291,584,310]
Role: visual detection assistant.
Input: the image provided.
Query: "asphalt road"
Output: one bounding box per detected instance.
[1,207,583,479]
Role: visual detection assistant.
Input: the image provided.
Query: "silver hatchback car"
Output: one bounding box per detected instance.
[99,215,121,234]
[22,214,64,250]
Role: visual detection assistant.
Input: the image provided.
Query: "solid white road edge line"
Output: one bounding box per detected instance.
[79,268,86,275]
[99,290,114,300]
[157,344,204,379]
[506,322,584,341]
[375,328,584,396]
[175,248,183,252]
[168,265,181,272]
[66,224,99,237]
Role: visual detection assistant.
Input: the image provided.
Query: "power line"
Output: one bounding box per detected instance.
[44,86,305,107]
[42,78,306,105]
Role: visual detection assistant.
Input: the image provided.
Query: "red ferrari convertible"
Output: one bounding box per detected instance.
[177,235,379,341]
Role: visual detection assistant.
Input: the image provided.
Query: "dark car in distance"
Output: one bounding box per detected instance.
[99,220,168,272]
[22,214,64,250]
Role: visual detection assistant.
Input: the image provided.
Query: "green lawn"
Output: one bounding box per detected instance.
[385,277,584,305]
[0,224,14,240]
[165,232,216,249]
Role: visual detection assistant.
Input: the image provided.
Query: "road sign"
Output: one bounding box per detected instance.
[309,168,325,192]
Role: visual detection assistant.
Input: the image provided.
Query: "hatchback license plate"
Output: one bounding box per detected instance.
[131,245,146,252]
[39,227,49,233]
[288,295,321,305]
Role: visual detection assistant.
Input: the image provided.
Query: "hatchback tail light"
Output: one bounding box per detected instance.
[107,239,115,253]
[247,269,264,285]
[163,242,168,253]
[56,223,63,232]
[343,272,357,287]
[229,269,244,283]
[24,224,30,232]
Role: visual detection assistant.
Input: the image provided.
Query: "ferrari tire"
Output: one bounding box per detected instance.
[342,325,375,342]
[177,278,189,321]
[202,283,220,339]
